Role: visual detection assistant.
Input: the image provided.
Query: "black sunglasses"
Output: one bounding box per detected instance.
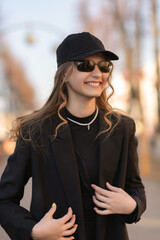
[74,60,112,73]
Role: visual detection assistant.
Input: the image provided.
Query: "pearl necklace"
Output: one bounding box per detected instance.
[66,107,99,130]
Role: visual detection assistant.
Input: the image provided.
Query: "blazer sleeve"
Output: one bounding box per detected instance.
[120,119,146,224]
[0,137,37,240]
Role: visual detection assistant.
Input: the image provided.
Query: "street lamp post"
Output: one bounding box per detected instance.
[0,21,66,51]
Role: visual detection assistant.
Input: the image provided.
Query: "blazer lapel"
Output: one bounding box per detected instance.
[50,109,86,240]
[96,110,123,240]
[98,110,123,187]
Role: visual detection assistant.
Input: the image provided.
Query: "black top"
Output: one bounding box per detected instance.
[65,107,99,184]
[65,107,99,240]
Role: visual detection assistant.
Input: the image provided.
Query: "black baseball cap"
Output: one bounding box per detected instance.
[56,32,119,67]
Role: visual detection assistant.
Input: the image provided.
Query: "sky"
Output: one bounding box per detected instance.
[0,0,88,105]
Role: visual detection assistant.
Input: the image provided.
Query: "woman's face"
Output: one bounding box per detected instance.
[66,53,111,101]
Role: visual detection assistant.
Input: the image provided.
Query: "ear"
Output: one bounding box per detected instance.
[63,72,69,83]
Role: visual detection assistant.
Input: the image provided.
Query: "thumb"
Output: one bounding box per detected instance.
[45,203,57,219]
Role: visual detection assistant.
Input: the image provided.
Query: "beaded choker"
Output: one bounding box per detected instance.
[66,108,99,130]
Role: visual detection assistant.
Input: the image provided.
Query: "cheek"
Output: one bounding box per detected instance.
[66,77,83,90]
[102,76,109,88]
[70,75,89,88]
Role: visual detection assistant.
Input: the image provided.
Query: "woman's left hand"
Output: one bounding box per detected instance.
[91,182,137,215]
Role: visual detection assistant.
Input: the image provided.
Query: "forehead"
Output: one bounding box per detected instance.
[83,53,106,61]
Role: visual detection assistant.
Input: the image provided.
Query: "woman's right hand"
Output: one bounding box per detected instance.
[31,203,77,240]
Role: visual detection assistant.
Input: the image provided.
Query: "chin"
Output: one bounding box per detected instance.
[86,93,102,98]
[90,91,102,97]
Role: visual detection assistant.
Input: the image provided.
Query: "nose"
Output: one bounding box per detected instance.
[91,65,102,77]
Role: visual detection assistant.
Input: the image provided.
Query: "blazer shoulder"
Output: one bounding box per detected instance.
[118,114,136,135]
[119,114,135,127]
[109,112,136,136]
[100,109,135,134]
[17,116,54,149]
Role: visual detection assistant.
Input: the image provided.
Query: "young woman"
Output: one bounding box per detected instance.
[0,32,146,240]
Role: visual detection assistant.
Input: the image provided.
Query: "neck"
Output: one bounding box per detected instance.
[66,98,96,117]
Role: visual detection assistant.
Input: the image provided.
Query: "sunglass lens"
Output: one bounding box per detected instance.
[99,62,112,73]
[77,60,94,72]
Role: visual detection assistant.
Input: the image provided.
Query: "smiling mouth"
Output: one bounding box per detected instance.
[85,82,101,87]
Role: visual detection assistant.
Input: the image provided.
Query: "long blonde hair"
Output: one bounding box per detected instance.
[10,60,120,144]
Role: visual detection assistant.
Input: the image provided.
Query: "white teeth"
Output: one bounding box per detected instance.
[86,82,100,86]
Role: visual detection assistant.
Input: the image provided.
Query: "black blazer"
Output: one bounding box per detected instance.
[0,109,146,240]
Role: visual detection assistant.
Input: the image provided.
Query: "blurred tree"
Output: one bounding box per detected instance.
[111,0,144,121]
[78,0,151,176]
[0,14,37,151]
[1,46,35,111]
[0,45,35,142]
[150,0,160,131]
[78,0,144,120]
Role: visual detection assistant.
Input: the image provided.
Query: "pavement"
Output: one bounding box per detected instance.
[127,134,160,240]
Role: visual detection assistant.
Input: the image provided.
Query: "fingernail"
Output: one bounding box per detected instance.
[52,203,56,207]
[71,237,75,239]
[75,224,78,227]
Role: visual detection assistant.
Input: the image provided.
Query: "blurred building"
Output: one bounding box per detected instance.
[112,56,160,138]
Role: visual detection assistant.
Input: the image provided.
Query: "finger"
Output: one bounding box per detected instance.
[95,191,109,203]
[92,195,109,209]
[45,203,57,219]
[94,207,112,215]
[91,184,111,197]
[64,214,76,230]
[106,182,122,193]
[62,236,75,240]
[60,207,73,224]
[63,224,78,236]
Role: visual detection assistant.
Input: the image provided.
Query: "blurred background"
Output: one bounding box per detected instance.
[0,0,160,239]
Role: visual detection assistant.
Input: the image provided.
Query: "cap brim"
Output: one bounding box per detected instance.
[70,49,119,61]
